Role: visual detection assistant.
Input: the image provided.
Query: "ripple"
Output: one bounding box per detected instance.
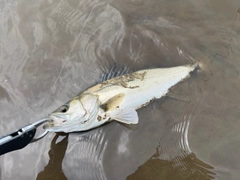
[158,116,192,162]
[127,114,216,180]
[63,128,108,180]
[127,151,216,180]
[1,0,240,179]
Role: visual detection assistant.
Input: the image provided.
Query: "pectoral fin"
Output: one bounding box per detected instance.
[113,108,139,124]
[100,93,125,112]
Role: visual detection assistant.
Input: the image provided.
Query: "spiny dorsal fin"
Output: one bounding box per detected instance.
[98,63,134,83]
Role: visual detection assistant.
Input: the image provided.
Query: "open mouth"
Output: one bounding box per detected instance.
[43,120,54,129]
[43,118,67,129]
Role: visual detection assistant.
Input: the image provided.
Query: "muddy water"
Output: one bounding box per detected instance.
[0,0,240,179]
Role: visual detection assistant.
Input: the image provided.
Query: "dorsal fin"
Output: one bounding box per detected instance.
[98,63,134,83]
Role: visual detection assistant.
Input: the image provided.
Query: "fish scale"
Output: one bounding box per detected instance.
[94,65,195,110]
[44,64,198,133]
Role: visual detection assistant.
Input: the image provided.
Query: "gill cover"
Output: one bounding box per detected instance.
[44,93,100,132]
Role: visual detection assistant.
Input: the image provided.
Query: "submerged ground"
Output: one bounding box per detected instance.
[0,0,240,179]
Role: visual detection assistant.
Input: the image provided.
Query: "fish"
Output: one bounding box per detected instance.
[43,64,198,133]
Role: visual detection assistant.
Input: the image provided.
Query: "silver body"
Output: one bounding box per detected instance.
[44,64,196,133]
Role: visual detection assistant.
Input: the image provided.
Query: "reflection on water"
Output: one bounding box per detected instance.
[37,134,68,180]
[1,0,240,179]
[127,151,215,180]
[159,119,192,161]
[34,110,216,180]
[128,116,215,180]
[62,129,108,180]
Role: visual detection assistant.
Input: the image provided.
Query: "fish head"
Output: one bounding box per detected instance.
[43,94,100,133]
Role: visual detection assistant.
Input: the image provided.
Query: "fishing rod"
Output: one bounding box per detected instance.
[0,119,49,156]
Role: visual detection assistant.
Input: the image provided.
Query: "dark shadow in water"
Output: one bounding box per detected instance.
[36,134,69,180]
[127,146,216,180]
[127,111,216,180]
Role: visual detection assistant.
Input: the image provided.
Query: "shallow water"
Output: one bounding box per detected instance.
[0,0,240,179]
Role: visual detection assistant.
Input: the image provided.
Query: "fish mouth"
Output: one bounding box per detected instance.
[43,116,67,130]
[43,116,84,133]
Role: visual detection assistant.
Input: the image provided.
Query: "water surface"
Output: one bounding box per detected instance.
[0,0,240,179]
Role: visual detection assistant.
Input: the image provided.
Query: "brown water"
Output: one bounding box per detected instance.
[0,0,240,179]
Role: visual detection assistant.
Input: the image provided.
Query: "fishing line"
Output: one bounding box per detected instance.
[36,0,98,171]
[43,0,98,112]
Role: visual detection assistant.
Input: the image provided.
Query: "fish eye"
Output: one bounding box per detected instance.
[60,105,69,113]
